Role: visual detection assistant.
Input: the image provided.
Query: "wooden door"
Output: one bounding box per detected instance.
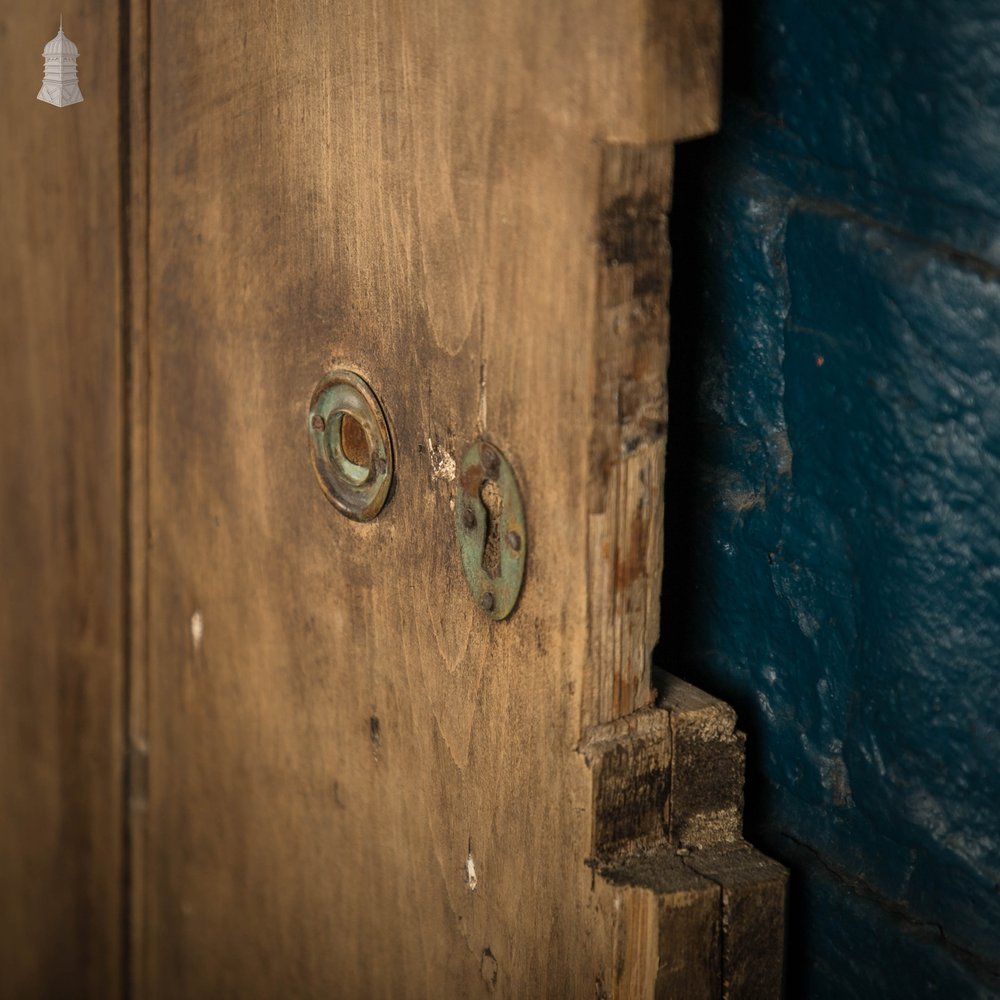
[2,2,787,997]
[0,6,125,998]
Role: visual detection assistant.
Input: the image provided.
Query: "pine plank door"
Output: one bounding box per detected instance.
[0,6,125,998]
[133,2,770,997]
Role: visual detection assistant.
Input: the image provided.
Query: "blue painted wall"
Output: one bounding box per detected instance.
[664,2,1000,995]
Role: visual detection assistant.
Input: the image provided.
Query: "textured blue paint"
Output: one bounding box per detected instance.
[786,840,1000,1000]
[665,1,1000,994]
[728,2,1000,226]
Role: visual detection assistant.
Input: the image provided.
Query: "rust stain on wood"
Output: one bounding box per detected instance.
[616,505,650,591]
[585,141,674,729]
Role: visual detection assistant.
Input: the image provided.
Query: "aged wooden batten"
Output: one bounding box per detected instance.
[583,676,787,997]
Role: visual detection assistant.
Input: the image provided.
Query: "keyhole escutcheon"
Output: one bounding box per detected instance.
[455,441,526,620]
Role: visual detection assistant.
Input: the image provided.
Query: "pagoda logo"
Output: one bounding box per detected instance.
[38,18,83,108]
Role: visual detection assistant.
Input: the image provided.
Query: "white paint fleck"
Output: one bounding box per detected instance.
[477,360,488,433]
[427,438,456,481]
[465,851,478,891]
[190,610,204,650]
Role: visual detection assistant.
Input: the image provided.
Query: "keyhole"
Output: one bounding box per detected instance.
[480,479,504,579]
[340,412,372,469]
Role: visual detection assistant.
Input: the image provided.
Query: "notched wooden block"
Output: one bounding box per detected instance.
[683,843,789,1000]
[582,674,752,855]
[600,841,787,1000]
[601,843,723,1000]
[659,674,746,848]
[581,708,672,856]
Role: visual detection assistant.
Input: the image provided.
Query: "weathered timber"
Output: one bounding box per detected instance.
[602,844,723,1000]
[585,683,787,998]
[139,1,723,995]
[685,844,789,1000]
[581,708,673,856]
[0,5,125,999]
[586,142,674,728]
[661,674,746,849]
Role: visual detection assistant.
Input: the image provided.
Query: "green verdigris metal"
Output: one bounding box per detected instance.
[308,370,393,521]
[454,441,526,621]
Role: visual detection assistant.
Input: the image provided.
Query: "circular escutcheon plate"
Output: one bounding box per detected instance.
[308,370,393,521]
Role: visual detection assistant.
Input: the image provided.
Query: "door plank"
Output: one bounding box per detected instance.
[0,5,125,998]
[143,2,719,995]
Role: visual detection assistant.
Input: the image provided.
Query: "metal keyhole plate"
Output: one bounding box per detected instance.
[455,441,526,620]
[308,370,393,521]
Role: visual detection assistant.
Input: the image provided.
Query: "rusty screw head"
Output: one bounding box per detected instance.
[506,530,521,552]
[462,506,477,530]
[480,592,495,613]
[480,444,500,478]
[311,414,326,432]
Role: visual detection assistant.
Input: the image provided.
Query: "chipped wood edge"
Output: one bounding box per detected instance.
[585,141,674,729]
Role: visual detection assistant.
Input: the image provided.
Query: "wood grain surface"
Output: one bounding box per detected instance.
[138,1,720,996]
[0,5,125,998]
[0,2,791,996]
[0,1,769,997]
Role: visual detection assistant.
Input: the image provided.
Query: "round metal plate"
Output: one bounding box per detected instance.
[308,370,393,521]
